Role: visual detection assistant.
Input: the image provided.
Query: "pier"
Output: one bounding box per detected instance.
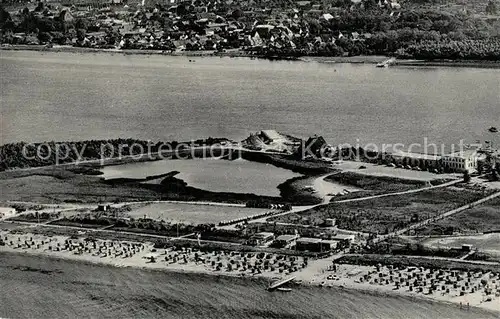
[267,276,296,291]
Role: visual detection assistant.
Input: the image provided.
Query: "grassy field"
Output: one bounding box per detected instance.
[326,172,450,201]
[125,203,273,224]
[0,168,160,204]
[414,196,500,235]
[422,233,500,256]
[270,185,492,234]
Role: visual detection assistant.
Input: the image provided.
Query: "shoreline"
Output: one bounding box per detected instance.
[1,248,498,314]
[1,232,498,313]
[2,45,500,69]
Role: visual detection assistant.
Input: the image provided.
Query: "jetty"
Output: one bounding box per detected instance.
[267,276,296,291]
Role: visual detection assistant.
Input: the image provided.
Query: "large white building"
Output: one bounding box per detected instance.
[441,150,482,173]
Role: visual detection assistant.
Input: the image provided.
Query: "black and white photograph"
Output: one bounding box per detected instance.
[0,0,499,317]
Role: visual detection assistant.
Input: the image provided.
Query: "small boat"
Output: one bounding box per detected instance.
[276,287,292,292]
[489,127,498,133]
[376,58,396,68]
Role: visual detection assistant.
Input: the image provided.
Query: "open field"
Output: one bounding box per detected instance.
[333,162,459,181]
[422,234,500,256]
[269,185,492,234]
[326,171,450,201]
[0,222,26,231]
[413,197,500,235]
[124,203,274,224]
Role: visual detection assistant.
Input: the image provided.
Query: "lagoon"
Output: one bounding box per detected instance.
[99,158,302,196]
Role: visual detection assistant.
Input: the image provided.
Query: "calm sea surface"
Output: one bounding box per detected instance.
[1,51,500,318]
[1,252,498,319]
[1,51,499,152]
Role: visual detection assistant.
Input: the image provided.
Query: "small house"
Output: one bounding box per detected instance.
[325,218,336,227]
[296,237,325,252]
[462,244,473,252]
[0,207,16,219]
[274,234,298,248]
[97,204,111,212]
[248,232,275,246]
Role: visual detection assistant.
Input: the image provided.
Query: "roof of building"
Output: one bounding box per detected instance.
[321,240,339,246]
[276,234,298,241]
[252,232,275,239]
[0,207,15,213]
[391,151,440,161]
[296,237,322,244]
[330,234,355,241]
[255,24,275,29]
[443,150,478,159]
[261,130,283,141]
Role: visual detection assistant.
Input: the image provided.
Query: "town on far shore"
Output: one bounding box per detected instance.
[1,127,500,312]
[1,0,500,61]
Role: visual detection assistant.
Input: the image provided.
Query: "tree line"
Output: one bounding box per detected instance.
[0,138,228,170]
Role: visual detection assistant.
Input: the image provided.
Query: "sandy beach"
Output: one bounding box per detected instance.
[295,262,500,312]
[0,231,303,281]
[1,230,499,313]
[3,45,500,68]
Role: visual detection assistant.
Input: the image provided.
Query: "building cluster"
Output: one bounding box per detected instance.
[240,129,496,175]
[2,0,402,51]
[247,231,355,252]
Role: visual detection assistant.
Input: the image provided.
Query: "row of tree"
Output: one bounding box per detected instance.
[396,38,500,60]
[0,137,234,170]
[0,139,172,170]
